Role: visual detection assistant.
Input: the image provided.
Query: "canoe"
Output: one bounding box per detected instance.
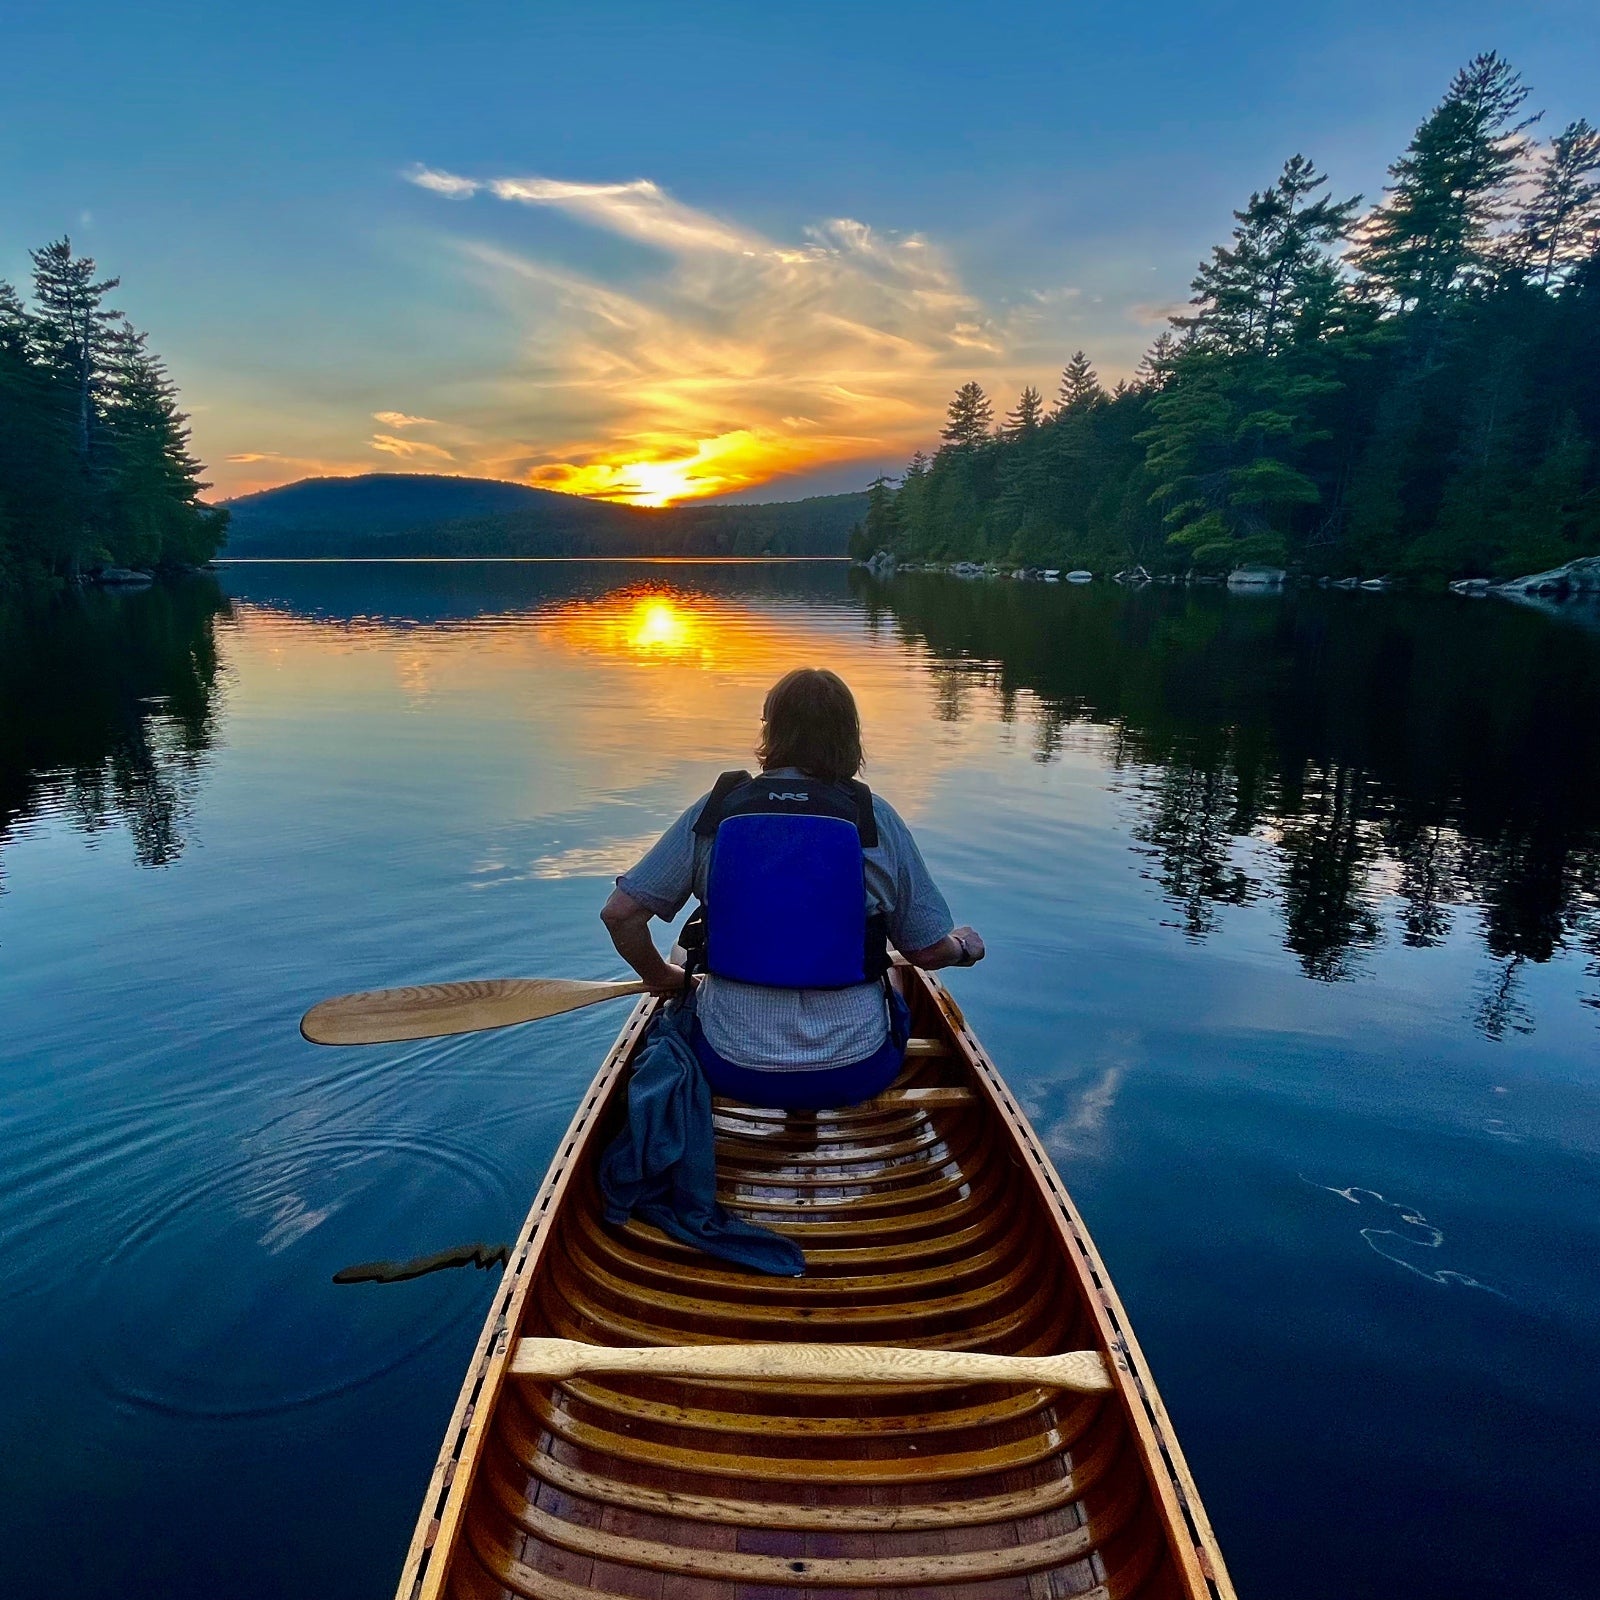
[395,966,1235,1600]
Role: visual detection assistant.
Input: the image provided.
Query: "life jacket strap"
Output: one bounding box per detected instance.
[693,769,879,848]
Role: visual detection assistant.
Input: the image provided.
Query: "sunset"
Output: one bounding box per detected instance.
[8,6,1593,510]
[6,6,1600,1600]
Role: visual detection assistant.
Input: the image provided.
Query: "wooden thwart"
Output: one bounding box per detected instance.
[511,1336,1114,1393]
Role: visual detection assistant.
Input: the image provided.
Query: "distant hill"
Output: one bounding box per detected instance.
[219,474,866,558]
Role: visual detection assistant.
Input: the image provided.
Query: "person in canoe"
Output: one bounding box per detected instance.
[600,666,984,1110]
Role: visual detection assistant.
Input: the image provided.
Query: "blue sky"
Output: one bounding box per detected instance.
[5,0,1596,502]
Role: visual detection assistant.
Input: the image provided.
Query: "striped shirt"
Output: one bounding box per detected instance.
[617,770,954,1071]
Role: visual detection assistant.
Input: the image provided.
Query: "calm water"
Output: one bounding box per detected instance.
[3,561,1598,1599]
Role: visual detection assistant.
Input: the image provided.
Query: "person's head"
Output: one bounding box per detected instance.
[757,668,863,783]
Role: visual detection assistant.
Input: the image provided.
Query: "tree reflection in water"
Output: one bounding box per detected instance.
[857,572,1600,1031]
[0,577,231,882]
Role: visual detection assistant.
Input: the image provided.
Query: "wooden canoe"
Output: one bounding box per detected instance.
[395,967,1235,1600]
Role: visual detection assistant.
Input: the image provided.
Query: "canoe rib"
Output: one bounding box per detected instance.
[396,970,1234,1600]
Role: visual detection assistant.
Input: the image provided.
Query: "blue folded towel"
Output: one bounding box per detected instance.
[597,993,806,1277]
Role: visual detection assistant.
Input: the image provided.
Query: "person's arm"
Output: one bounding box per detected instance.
[873,800,985,971]
[904,926,985,970]
[600,885,688,995]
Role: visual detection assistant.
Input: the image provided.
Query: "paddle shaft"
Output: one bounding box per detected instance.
[300,976,648,1046]
[512,1337,1114,1393]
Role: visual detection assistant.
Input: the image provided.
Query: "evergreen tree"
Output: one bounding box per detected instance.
[941,381,994,448]
[1136,332,1179,391]
[29,238,122,465]
[0,280,29,356]
[1354,53,1538,312]
[859,473,901,555]
[102,323,224,568]
[0,241,227,587]
[1056,351,1103,413]
[1179,155,1359,355]
[1511,119,1600,287]
[1005,385,1045,435]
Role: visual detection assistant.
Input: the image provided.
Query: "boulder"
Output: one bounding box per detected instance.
[1493,554,1600,599]
[1226,566,1285,588]
[1065,569,1093,583]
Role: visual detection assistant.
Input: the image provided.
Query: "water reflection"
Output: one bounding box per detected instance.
[5,561,1599,1600]
[0,578,231,883]
[857,573,1600,1028]
[539,586,716,665]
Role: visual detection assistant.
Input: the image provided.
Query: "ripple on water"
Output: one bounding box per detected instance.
[87,1127,518,1419]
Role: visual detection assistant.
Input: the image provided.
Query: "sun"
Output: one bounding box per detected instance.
[619,460,702,509]
[528,430,778,507]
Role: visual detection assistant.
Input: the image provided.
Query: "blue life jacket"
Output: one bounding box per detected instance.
[685,770,891,989]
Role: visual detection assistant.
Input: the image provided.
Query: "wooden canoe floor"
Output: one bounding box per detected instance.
[397,971,1235,1600]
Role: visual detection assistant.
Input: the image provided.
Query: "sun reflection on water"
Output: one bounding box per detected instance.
[542,588,714,665]
[628,599,695,654]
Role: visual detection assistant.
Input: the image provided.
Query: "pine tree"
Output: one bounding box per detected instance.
[1056,351,1103,413]
[1510,119,1600,287]
[0,277,84,577]
[0,280,29,357]
[103,322,222,568]
[1136,332,1180,391]
[28,238,122,465]
[1179,155,1359,355]
[860,473,901,555]
[1005,385,1045,435]
[941,381,993,448]
[1354,53,1538,312]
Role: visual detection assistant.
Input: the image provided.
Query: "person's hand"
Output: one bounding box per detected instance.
[951,927,985,966]
[646,962,689,996]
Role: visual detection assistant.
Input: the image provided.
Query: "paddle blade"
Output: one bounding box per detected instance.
[300,977,647,1046]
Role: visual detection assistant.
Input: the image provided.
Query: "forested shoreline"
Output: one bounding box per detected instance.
[853,55,1600,581]
[0,240,227,590]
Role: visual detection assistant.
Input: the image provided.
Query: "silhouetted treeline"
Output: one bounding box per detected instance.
[856,572,1600,1029]
[0,240,227,588]
[857,55,1600,581]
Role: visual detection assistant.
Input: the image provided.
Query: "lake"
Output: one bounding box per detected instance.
[3,560,1598,1599]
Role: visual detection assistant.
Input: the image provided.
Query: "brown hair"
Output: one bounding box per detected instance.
[756,668,864,784]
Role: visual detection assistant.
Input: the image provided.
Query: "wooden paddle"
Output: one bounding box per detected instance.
[300,976,648,1046]
[511,1337,1114,1393]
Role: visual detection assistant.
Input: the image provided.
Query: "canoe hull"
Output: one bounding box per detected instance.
[396,971,1234,1600]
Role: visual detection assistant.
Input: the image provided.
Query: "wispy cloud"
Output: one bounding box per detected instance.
[369,432,454,461]
[398,166,1034,502]
[372,409,438,428]
[408,164,480,199]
